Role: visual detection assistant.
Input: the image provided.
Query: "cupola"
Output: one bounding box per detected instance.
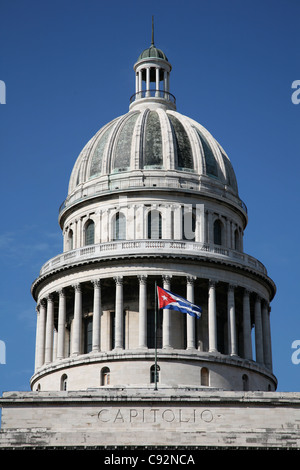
[130,17,175,111]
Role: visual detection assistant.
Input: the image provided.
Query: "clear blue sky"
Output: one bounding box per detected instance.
[0,0,299,394]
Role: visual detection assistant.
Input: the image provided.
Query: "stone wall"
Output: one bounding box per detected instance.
[1,389,300,448]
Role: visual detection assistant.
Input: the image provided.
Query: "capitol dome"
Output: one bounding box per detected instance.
[68,107,239,198]
[30,32,276,394]
[65,41,244,220]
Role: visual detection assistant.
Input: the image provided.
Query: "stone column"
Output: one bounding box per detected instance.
[45,294,54,364]
[164,70,168,98]
[186,276,196,349]
[114,276,124,349]
[254,295,264,364]
[162,275,172,348]
[208,280,218,352]
[53,329,58,361]
[207,211,213,244]
[135,72,139,95]
[226,219,231,249]
[57,289,66,359]
[36,299,46,369]
[138,70,142,97]
[72,283,82,356]
[243,289,253,360]
[92,279,101,352]
[155,67,160,96]
[262,300,272,370]
[227,285,237,356]
[138,275,148,349]
[146,67,150,97]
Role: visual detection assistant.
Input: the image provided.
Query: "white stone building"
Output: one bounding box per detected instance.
[1,31,300,450]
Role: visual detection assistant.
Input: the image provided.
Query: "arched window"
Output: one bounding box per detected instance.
[213,219,222,246]
[67,229,74,251]
[150,364,160,384]
[182,210,196,241]
[147,210,162,239]
[113,212,126,240]
[60,374,68,391]
[85,220,95,246]
[101,367,110,385]
[200,367,209,386]
[242,374,249,391]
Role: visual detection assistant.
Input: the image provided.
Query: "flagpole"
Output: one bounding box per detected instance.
[154,280,158,391]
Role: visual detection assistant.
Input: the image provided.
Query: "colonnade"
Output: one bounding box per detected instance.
[35,275,273,373]
[135,66,170,99]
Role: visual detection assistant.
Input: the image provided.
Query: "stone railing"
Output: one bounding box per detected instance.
[39,240,267,276]
[59,175,248,216]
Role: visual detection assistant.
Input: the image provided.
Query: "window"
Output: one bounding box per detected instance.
[150,364,160,384]
[213,219,222,246]
[200,367,209,386]
[85,220,95,245]
[147,210,162,239]
[84,317,93,353]
[68,229,74,251]
[242,374,249,391]
[113,212,126,240]
[101,367,110,385]
[60,374,68,391]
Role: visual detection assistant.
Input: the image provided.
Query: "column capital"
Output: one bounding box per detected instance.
[138,275,148,284]
[39,298,47,309]
[162,275,172,283]
[261,298,269,309]
[228,284,236,292]
[58,288,66,297]
[46,293,55,302]
[114,276,123,285]
[186,276,196,285]
[243,288,251,296]
[208,279,217,288]
[91,279,101,288]
[72,282,82,292]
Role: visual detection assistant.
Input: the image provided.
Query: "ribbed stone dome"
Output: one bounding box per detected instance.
[68,107,239,198]
[137,45,168,61]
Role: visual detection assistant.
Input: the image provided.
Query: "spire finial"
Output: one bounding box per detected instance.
[151,15,154,46]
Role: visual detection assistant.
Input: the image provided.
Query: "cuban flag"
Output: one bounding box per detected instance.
[157,286,202,319]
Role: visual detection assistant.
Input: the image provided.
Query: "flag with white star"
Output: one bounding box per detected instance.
[157,286,202,319]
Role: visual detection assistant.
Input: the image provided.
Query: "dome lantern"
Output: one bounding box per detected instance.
[130,17,176,111]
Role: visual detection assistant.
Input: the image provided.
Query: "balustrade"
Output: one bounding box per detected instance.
[39,240,267,276]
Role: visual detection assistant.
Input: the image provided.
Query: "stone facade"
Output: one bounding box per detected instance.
[1,389,300,448]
